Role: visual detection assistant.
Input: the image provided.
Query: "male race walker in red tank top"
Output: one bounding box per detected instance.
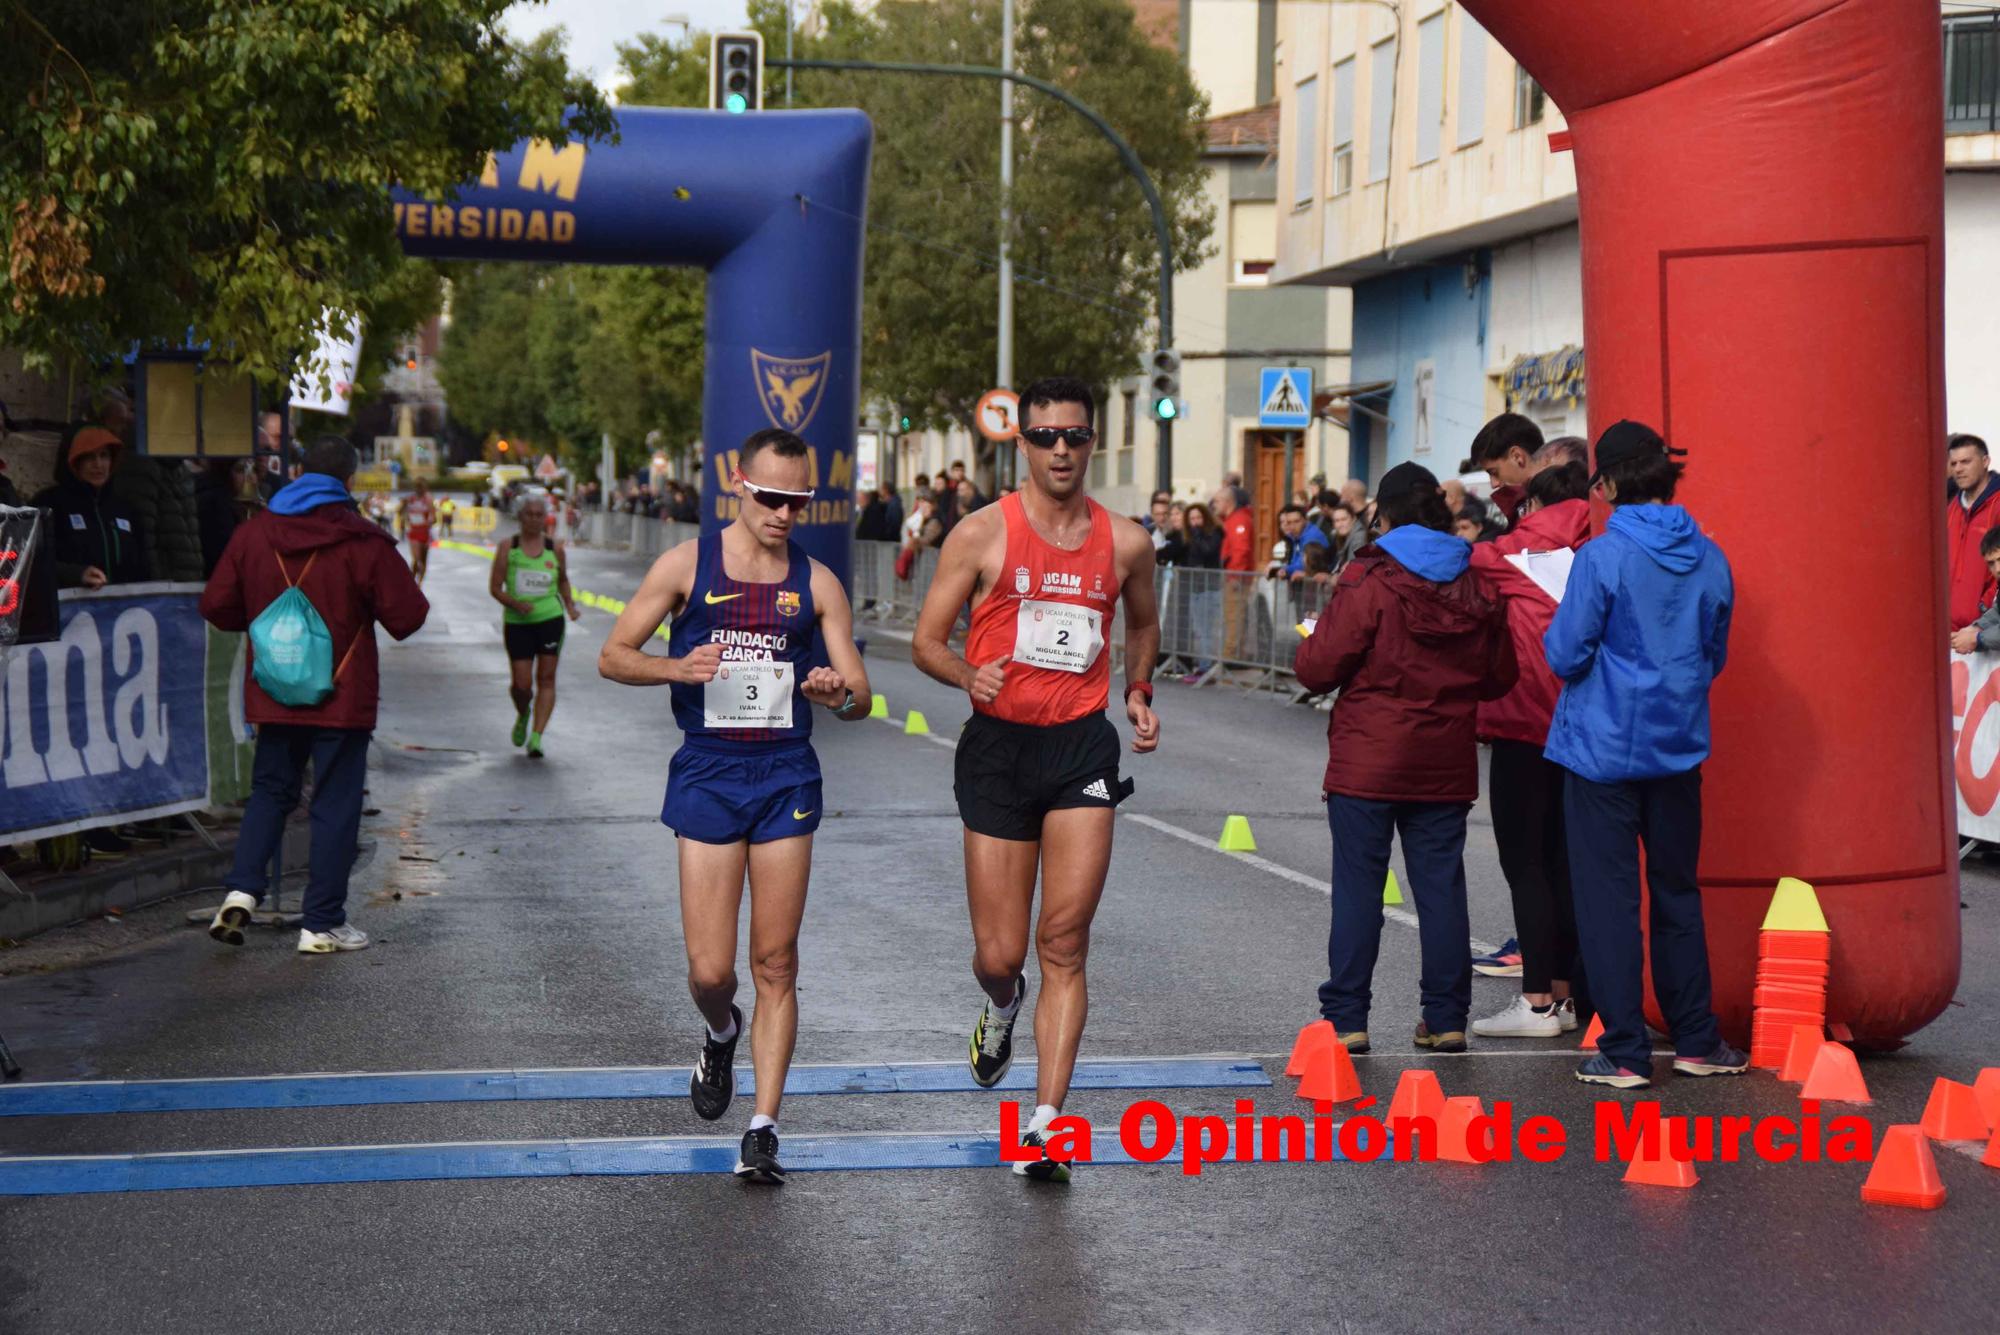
[598,428,873,1183]
[913,376,1162,1182]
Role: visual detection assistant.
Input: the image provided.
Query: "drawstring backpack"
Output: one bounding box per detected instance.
[248,552,356,706]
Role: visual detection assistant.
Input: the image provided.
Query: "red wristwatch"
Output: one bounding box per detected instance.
[1125,681,1154,705]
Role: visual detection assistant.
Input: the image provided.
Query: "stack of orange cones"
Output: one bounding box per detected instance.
[1292,1026,1364,1106]
[1286,1020,1333,1077]
[1751,878,1831,1069]
[1861,1126,1946,1209]
[1623,1118,1699,1188]
[1436,1096,1485,1164]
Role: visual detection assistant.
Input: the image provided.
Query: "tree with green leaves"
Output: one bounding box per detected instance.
[0,2,611,390]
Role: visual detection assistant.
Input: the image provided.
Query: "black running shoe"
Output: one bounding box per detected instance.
[689,1004,742,1121]
[1011,1126,1071,1183]
[969,975,1024,1088]
[734,1126,786,1184]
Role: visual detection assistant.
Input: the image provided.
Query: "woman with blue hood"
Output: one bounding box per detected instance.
[1295,463,1518,1054]
[1545,421,1745,1090]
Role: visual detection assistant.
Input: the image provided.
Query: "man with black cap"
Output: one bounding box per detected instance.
[1294,461,1517,1055]
[1544,420,1744,1090]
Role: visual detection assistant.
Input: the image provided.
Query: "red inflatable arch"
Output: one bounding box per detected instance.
[1461,0,1954,1047]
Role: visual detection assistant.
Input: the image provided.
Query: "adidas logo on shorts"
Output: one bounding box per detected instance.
[1081,778,1111,801]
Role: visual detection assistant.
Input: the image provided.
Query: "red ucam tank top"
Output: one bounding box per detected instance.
[964,492,1119,727]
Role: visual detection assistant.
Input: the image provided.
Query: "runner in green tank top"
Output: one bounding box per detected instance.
[489,492,580,756]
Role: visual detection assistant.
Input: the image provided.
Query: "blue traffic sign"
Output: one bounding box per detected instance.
[1258,366,1312,429]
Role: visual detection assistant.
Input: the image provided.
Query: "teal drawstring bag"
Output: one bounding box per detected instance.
[249,551,347,706]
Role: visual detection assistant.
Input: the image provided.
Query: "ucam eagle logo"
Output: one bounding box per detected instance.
[752,350,832,431]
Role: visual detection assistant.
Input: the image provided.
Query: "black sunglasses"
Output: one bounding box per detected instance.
[739,476,816,513]
[1021,426,1096,449]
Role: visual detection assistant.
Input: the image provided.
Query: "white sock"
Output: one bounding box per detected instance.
[990,978,1022,1020]
[749,1113,776,1133]
[706,1014,738,1043]
[1028,1103,1059,1136]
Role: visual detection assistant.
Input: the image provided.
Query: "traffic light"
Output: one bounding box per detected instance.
[899,413,912,432]
[1149,349,1181,421]
[496,439,510,453]
[710,32,764,114]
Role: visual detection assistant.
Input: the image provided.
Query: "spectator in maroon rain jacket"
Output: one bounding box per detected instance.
[1946,433,1999,631]
[198,436,429,956]
[1293,462,1517,1056]
[1468,461,1592,1040]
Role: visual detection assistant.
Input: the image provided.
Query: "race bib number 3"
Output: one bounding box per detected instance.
[1013,599,1103,674]
[703,659,795,729]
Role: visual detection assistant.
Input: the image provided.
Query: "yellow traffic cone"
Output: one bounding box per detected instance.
[905,709,930,736]
[1384,870,1404,906]
[869,694,889,719]
[1218,815,1257,852]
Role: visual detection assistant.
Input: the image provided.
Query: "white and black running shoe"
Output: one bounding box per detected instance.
[969,975,1025,1088]
[734,1126,786,1184]
[690,1004,742,1121]
[1011,1126,1071,1183]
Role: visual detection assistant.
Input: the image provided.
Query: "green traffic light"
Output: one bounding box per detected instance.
[899,415,912,431]
[725,92,748,113]
[1154,397,1179,421]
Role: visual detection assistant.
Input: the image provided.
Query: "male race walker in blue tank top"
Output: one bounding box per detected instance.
[598,428,872,1183]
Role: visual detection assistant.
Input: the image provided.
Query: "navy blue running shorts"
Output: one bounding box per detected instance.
[662,740,823,845]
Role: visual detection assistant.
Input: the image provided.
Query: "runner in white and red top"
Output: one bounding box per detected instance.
[399,479,436,585]
[913,375,1162,1183]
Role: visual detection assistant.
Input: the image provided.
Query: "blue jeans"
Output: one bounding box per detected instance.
[225,725,372,932]
[1319,795,1473,1035]
[1186,585,1220,673]
[1563,767,1721,1072]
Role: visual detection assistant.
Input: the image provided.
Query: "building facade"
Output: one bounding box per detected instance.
[1275,2,2000,479]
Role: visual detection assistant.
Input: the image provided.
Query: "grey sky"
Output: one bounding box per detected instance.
[503,0,751,96]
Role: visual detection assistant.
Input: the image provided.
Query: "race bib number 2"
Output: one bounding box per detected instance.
[703,659,794,729]
[1013,599,1103,674]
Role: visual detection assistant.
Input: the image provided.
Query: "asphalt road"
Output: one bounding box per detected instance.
[3,532,1997,1334]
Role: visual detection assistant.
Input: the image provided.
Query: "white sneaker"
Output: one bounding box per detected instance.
[1552,998,1579,1033]
[297,924,369,954]
[208,890,259,946]
[1470,995,1562,1038]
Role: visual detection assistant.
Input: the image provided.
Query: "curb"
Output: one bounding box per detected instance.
[0,825,310,943]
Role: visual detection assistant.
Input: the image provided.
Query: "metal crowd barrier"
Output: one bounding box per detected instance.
[578,513,1337,694]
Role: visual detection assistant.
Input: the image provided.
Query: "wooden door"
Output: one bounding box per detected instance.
[1249,430,1307,563]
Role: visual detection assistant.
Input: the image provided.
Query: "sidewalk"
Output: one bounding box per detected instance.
[0,819,309,945]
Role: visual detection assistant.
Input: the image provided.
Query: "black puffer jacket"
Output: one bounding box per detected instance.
[31,444,153,587]
[112,454,204,581]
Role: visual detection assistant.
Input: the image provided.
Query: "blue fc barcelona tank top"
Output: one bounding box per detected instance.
[668,533,816,745]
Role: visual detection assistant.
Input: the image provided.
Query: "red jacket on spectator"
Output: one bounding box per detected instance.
[1947,472,2000,630]
[200,501,429,730]
[1471,499,1591,746]
[1294,536,1518,802]
[1220,506,1256,571]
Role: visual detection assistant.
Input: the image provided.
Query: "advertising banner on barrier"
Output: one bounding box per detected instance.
[1952,650,2000,841]
[1,584,226,842]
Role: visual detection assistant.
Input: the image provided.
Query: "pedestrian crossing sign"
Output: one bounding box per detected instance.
[1259,367,1312,428]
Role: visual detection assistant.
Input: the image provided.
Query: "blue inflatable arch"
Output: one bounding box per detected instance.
[393,107,873,587]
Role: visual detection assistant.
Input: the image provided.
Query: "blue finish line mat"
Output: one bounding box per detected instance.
[0,1057,1270,1117]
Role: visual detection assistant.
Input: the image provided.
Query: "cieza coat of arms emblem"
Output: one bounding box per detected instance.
[751,349,832,431]
[1014,566,1031,595]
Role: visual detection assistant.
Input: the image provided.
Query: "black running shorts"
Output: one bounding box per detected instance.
[503,617,566,661]
[954,711,1133,841]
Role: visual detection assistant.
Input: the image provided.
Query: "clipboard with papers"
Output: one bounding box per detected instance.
[1504,548,1575,603]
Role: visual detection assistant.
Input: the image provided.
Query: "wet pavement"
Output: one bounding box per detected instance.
[2,535,1996,1333]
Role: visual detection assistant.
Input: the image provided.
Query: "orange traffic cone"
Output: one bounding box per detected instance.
[1294,1038,1363,1105]
[1983,1129,2000,1171]
[1286,1020,1334,1078]
[1387,1068,1446,1127]
[1799,1042,1871,1105]
[1860,1125,1946,1209]
[1579,1013,1604,1051]
[1777,1025,1824,1083]
[1973,1068,2000,1130]
[1436,1095,1486,1164]
[1919,1077,1991,1142]
[1622,1118,1699,1189]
